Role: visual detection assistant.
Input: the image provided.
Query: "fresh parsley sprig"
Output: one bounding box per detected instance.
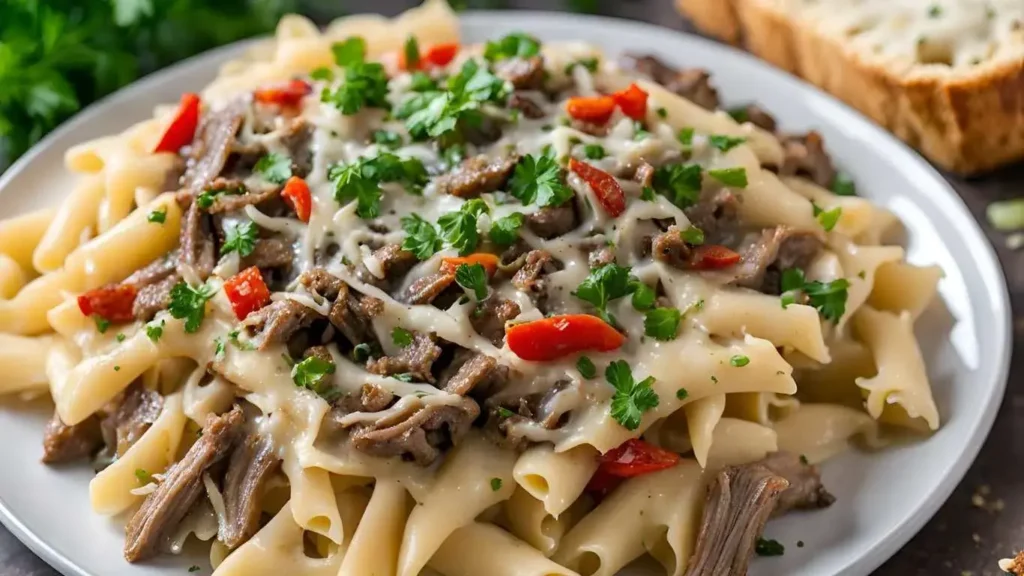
[483,32,541,62]
[401,214,442,260]
[221,221,258,257]
[169,281,217,333]
[455,263,488,300]
[573,264,635,325]
[291,356,338,401]
[779,268,850,322]
[489,212,525,246]
[607,360,659,431]
[321,37,389,115]
[653,164,703,209]
[510,154,573,207]
[438,199,489,255]
[328,153,427,218]
[254,152,292,184]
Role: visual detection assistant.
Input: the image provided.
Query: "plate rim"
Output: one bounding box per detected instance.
[0,10,1011,576]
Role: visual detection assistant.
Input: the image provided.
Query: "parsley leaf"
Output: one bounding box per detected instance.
[401,214,442,260]
[582,143,606,159]
[147,208,166,224]
[630,281,656,311]
[196,185,243,209]
[489,212,524,246]
[455,263,488,300]
[831,172,857,196]
[254,153,292,184]
[322,58,389,115]
[577,356,597,379]
[653,164,703,208]
[573,264,634,325]
[403,35,420,70]
[812,202,842,231]
[676,388,689,400]
[402,59,508,142]
[331,37,366,67]
[680,226,705,245]
[730,355,750,367]
[221,220,258,257]
[168,282,216,333]
[606,360,659,431]
[391,327,413,348]
[509,154,573,207]
[373,129,403,149]
[708,167,748,188]
[708,134,746,152]
[134,468,152,485]
[438,199,489,255]
[409,71,438,92]
[640,186,656,201]
[94,316,110,334]
[329,153,427,218]
[755,538,785,556]
[804,277,851,322]
[677,127,695,146]
[291,356,337,400]
[145,319,164,342]
[644,307,681,341]
[564,57,599,75]
[490,477,503,491]
[484,32,541,62]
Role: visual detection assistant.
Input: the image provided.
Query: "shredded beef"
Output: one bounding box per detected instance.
[756,451,835,515]
[684,187,738,237]
[41,411,103,464]
[733,104,778,132]
[469,298,520,345]
[335,383,395,414]
[241,299,319,350]
[299,268,344,299]
[241,237,294,271]
[779,131,837,188]
[101,383,163,458]
[366,332,442,383]
[508,93,546,119]
[349,397,480,465]
[440,352,499,396]
[220,433,280,550]
[178,201,217,280]
[525,203,577,239]
[651,225,691,268]
[356,244,417,289]
[124,408,244,563]
[279,118,314,178]
[495,56,545,90]
[123,253,180,321]
[435,154,518,198]
[620,54,720,110]
[204,178,280,214]
[512,249,553,293]
[182,100,248,193]
[299,268,380,346]
[730,226,823,293]
[683,464,790,576]
[403,271,456,305]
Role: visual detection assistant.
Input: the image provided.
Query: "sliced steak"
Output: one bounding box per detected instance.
[435,154,518,198]
[183,100,248,193]
[133,274,180,321]
[440,352,499,396]
[102,383,164,458]
[179,200,217,280]
[125,254,178,287]
[366,332,442,383]
[731,104,778,132]
[241,299,319,350]
[509,93,545,119]
[205,178,280,214]
[241,237,294,271]
[220,433,280,550]
[335,383,395,414]
[356,244,417,289]
[756,451,835,516]
[512,249,553,293]
[299,268,344,299]
[124,408,244,563]
[41,411,103,464]
[684,187,738,237]
[350,397,480,466]
[779,131,837,188]
[651,225,691,269]
[495,56,545,90]
[730,227,824,293]
[403,271,456,305]
[279,117,314,178]
[683,464,790,576]
[525,203,577,239]
[469,298,521,345]
[620,54,720,110]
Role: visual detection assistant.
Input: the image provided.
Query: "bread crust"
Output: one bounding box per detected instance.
[676,0,1024,174]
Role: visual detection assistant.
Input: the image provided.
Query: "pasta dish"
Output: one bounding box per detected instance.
[0,1,944,575]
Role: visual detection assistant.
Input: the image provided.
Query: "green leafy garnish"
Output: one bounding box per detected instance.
[322,39,389,115]
[488,212,524,246]
[564,57,599,75]
[310,67,334,81]
[400,214,442,260]
[755,538,785,556]
[640,186,656,201]
[630,281,656,311]
[329,153,428,218]
[496,406,515,418]
[582,144,606,160]
[116,333,126,342]
[254,152,292,184]
[653,164,703,208]
[291,356,337,399]
[94,316,110,334]
[196,185,243,210]
[708,167,748,188]
[214,337,225,361]
[509,154,573,207]
[400,59,508,142]
[656,107,668,119]
[676,388,689,400]
[573,264,634,325]
[409,71,438,92]
[331,37,366,67]
[730,355,750,367]
[168,282,216,333]
[680,226,705,245]
[438,199,489,255]
[490,477,503,491]
[727,107,749,123]
[484,32,541,62]
[812,202,842,231]
[221,220,258,257]
[780,268,850,322]
[708,134,746,152]
[455,263,488,300]
[373,129,403,149]
[577,356,597,379]
[607,360,659,431]
[134,468,152,485]
[403,35,420,70]
[147,208,166,224]
[830,173,857,196]
[145,319,164,342]
[677,127,695,146]
[644,307,681,341]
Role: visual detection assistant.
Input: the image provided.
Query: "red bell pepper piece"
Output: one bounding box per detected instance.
[597,438,680,478]
[565,95,617,124]
[611,83,649,121]
[400,42,460,70]
[281,176,312,222]
[440,253,500,276]
[689,245,742,270]
[254,79,312,107]
[584,467,624,500]
[568,158,626,217]
[223,267,271,320]
[77,284,138,323]
[507,314,625,362]
[153,93,200,154]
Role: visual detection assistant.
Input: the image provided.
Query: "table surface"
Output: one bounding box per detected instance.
[2,2,1022,575]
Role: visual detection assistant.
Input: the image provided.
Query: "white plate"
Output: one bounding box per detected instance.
[0,11,1010,576]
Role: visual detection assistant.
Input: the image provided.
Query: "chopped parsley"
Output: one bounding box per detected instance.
[484,32,541,62]
[437,199,489,255]
[331,37,366,67]
[221,220,258,257]
[509,154,573,207]
[630,281,656,311]
[727,106,749,123]
[680,226,705,245]
[228,329,255,351]
[134,468,152,485]
[322,38,389,115]
[676,388,689,400]
[328,153,428,218]
[830,172,857,196]
[576,356,597,379]
[656,107,668,119]
[400,214,442,260]
[490,477,503,491]
[254,152,292,185]
[393,373,415,383]
[455,263,488,300]
[564,57,599,75]
[94,316,110,333]
[677,127,695,146]
[391,327,413,348]
[644,307,681,341]
[606,360,659,431]
[708,134,746,152]
[214,337,225,361]
[730,355,750,367]
[927,4,942,18]
[403,35,420,70]
[799,454,809,465]
[188,567,201,573]
[488,212,525,246]
[582,143,606,160]
[780,268,850,322]
[640,186,656,201]
[573,263,634,325]
[195,185,242,210]
[812,202,842,231]
[168,281,216,333]
[145,319,164,342]
[409,71,439,92]
[755,538,785,556]
[708,167,748,188]
[291,356,337,400]
[633,121,650,140]
[496,406,515,418]
[400,59,509,142]
[310,67,334,81]
[653,163,702,208]
[147,208,167,224]
[116,333,126,342]
[372,129,403,149]
[114,365,121,371]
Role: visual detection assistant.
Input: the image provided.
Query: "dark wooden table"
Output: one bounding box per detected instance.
[2,2,1021,575]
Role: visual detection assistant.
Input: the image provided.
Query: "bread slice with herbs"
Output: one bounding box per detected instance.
[676,0,1024,174]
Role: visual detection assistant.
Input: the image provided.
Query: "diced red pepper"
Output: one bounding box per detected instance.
[223,267,271,320]
[253,79,312,107]
[77,284,138,323]
[584,467,624,500]
[597,438,680,478]
[689,245,742,270]
[507,314,625,362]
[611,83,649,121]
[565,95,617,124]
[400,42,460,70]
[281,176,312,222]
[153,93,200,154]
[440,253,500,277]
[568,158,626,217]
